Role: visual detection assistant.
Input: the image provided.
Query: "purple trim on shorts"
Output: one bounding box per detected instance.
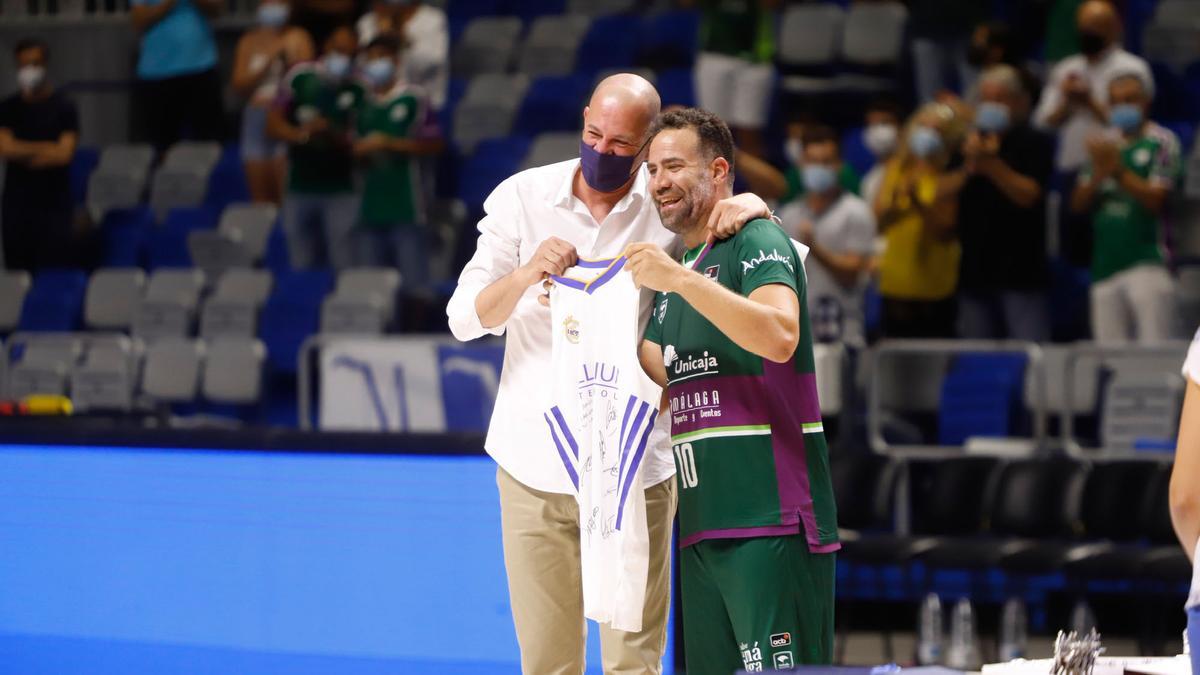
[549,405,578,459]
[679,524,844,551]
[544,412,579,490]
[616,408,656,531]
[680,524,799,548]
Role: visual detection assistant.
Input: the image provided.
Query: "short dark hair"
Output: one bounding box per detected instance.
[801,124,840,151]
[650,107,735,177]
[14,37,48,61]
[865,97,903,120]
[366,34,403,55]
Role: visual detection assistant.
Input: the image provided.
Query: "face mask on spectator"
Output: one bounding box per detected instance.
[1109,104,1143,134]
[908,126,943,159]
[975,101,1010,133]
[784,138,803,166]
[863,123,898,158]
[1079,31,1107,57]
[16,65,45,93]
[802,164,837,194]
[364,58,395,87]
[257,3,289,28]
[322,52,352,79]
[579,139,638,193]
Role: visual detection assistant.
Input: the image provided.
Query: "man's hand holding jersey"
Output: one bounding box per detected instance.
[627,241,801,366]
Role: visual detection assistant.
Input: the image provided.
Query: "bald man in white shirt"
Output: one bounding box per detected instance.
[447,74,770,674]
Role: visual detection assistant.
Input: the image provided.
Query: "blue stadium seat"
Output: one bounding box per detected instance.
[205,144,251,209]
[656,68,696,108]
[100,206,154,267]
[938,353,1028,446]
[264,225,293,279]
[840,126,875,177]
[259,270,333,374]
[456,136,533,211]
[69,146,100,207]
[635,10,699,69]
[514,75,589,135]
[576,15,639,75]
[18,269,87,332]
[147,205,220,269]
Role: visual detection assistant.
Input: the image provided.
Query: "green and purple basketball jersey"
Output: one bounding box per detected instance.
[644,219,839,553]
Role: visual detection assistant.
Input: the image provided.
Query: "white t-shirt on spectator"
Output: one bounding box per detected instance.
[1032,46,1154,171]
[357,4,448,110]
[1184,325,1200,384]
[778,191,877,347]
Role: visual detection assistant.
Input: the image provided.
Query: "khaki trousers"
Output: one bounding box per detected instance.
[497,466,677,675]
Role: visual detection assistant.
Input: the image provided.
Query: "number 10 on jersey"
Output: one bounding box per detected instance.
[673,442,698,488]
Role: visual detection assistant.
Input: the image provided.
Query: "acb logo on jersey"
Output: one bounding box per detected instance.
[563,315,581,344]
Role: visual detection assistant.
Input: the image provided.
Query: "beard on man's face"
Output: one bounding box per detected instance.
[655,178,713,235]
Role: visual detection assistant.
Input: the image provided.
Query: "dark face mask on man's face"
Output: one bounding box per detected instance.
[1079,31,1108,57]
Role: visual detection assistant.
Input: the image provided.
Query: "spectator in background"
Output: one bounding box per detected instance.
[859,98,903,207]
[290,0,355,48]
[0,38,78,271]
[1033,0,1153,173]
[961,21,1042,108]
[1070,72,1180,343]
[352,35,444,284]
[873,102,967,338]
[232,0,314,204]
[685,0,778,158]
[357,0,449,111]
[943,65,1054,341]
[908,0,987,102]
[778,126,877,348]
[130,0,223,152]
[268,25,364,270]
[781,116,860,203]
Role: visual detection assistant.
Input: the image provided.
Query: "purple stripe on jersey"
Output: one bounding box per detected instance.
[550,406,579,459]
[616,408,657,531]
[619,395,637,452]
[667,373,822,437]
[667,375,772,437]
[582,256,626,294]
[544,412,579,490]
[762,359,825,552]
[550,274,588,290]
[688,241,713,270]
[619,399,650,491]
[574,257,616,269]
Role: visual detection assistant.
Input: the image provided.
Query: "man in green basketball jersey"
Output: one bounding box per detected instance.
[353,34,444,281]
[625,108,839,674]
[268,24,363,270]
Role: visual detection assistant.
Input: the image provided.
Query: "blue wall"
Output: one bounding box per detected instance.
[0,445,664,674]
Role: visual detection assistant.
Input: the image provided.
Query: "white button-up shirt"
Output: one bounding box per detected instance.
[1033,47,1154,171]
[447,159,679,494]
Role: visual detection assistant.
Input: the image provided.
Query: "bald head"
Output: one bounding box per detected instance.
[586,74,661,140]
[1077,0,1121,48]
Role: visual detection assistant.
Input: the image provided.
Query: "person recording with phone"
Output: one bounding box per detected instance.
[941,64,1054,341]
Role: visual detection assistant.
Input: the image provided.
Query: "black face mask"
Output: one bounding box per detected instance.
[1079,31,1108,56]
[966,44,988,67]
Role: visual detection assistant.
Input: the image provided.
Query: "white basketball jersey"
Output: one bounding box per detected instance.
[544,257,663,633]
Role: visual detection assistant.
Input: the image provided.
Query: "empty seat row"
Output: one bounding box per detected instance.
[5,334,265,413]
[777,2,908,96]
[451,10,696,80]
[97,202,278,272]
[833,454,1188,589]
[81,142,247,222]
